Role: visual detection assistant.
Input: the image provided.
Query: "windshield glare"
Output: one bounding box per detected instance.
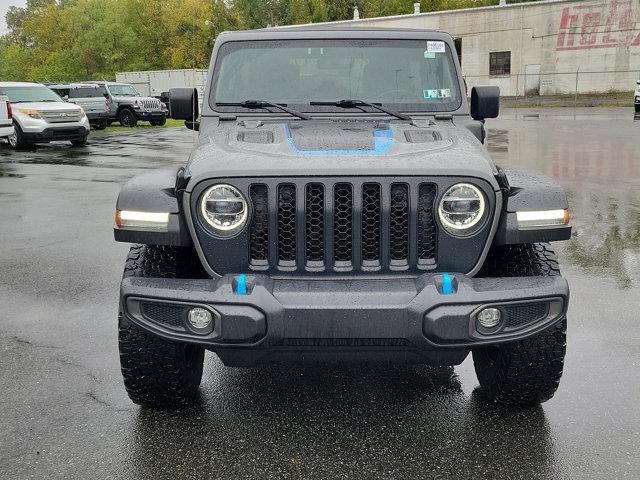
[212,39,462,113]
[0,86,63,103]
[108,84,140,96]
[70,87,106,98]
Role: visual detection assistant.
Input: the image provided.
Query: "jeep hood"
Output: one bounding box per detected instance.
[112,96,158,103]
[184,120,499,191]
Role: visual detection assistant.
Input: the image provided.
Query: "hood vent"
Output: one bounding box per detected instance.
[404,129,442,143]
[237,130,274,144]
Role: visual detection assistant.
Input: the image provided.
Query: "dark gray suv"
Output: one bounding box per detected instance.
[114,28,571,408]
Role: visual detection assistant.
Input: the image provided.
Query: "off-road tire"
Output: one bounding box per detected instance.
[150,117,167,126]
[92,119,108,130]
[118,108,138,127]
[473,243,567,406]
[635,103,640,114]
[119,245,208,407]
[71,137,87,147]
[7,122,29,150]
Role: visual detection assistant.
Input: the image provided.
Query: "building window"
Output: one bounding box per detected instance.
[490,51,511,76]
[454,38,462,66]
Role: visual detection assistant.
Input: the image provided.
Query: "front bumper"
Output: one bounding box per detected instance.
[134,109,167,120]
[21,126,89,143]
[120,273,569,366]
[86,111,110,121]
[0,124,13,138]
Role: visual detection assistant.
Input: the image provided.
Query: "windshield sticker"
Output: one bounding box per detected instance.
[426,41,445,53]
[423,88,452,100]
[424,51,436,59]
[424,89,439,99]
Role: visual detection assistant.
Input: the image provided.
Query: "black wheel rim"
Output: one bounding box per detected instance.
[120,111,134,127]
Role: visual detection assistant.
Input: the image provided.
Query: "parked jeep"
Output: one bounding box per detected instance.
[114,28,571,408]
[0,81,90,149]
[48,83,111,130]
[89,81,168,127]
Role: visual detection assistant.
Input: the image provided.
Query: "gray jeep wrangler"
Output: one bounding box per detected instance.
[89,81,168,127]
[114,28,571,408]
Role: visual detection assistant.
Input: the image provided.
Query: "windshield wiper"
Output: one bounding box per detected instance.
[216,100,311,120]
[310,99,412,122]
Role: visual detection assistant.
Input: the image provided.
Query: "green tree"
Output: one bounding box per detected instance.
[0,0,519,82]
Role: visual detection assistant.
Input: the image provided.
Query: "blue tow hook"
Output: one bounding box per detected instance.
[441,273,454,295]
[236,274,247,295]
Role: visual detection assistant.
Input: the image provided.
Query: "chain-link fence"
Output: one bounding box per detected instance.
[464,69,639,107]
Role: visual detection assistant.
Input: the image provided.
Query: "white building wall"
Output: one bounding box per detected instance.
[116,69,208,98]
[303,0,640,96]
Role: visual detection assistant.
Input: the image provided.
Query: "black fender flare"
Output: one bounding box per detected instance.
[114,167,192,246]
[493,167,571,245]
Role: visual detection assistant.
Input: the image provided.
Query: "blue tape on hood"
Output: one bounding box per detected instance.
[284,123,393,155]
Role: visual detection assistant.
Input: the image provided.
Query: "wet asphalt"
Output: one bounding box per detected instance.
[0,108,638,479]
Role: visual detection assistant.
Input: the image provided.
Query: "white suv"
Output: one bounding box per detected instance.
[635,80,640,113]
[0,82,90,149]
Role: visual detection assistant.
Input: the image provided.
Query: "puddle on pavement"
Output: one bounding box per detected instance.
[486,110,640,288]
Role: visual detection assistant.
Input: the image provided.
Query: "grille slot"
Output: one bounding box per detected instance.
[305,184,325,265]
[417,184,437,264]
[277,184,297,265]
[249,184,269,265]
[361,183,381,264]
[389,183,410,263]
[505,302,548,328]
[246,180,438,274]
[333,183,353,266]
[141,302,186,330]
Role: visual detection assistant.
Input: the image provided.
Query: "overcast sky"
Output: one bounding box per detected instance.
[0,0,27,34]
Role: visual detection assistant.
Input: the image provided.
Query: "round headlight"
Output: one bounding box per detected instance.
[438,183,486,235]
[200,184,248,236]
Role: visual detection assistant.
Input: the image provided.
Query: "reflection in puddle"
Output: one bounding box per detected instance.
[123,363,558,479]
[486,110,640,287]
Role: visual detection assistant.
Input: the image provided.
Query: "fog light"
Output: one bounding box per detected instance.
[477,308,501,328]
[188,308,213,329]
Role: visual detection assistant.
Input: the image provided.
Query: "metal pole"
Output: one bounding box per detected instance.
[574,69,579,109]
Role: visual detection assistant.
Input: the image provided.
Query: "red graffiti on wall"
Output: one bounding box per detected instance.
[556,0,640,50]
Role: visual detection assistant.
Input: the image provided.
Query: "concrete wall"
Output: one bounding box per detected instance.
[303,0,640,96]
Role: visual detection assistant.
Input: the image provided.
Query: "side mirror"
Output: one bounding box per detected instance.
[169,87,199,121]
[470,86,500,120]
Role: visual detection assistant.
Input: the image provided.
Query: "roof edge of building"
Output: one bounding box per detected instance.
[274,0,593,29]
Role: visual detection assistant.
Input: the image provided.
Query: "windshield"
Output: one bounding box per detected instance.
[211,39,462,113]
[0,86,63,103]
[107,84,140,96]
[70,87,107,98]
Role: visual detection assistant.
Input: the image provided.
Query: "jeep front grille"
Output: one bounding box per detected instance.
[247,180,437,273]
[141,99,161,110]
